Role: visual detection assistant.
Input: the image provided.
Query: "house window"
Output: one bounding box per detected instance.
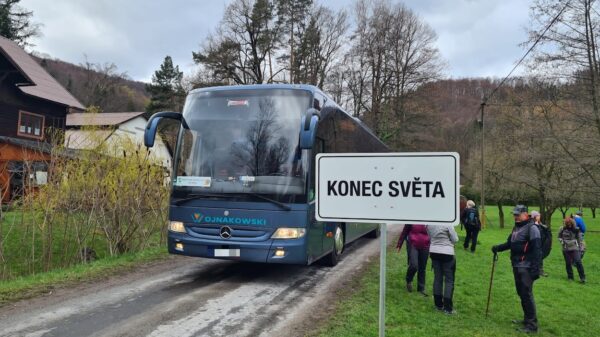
[17,111,45,139]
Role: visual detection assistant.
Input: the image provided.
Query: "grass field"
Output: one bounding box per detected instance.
[0,209,169,305]
[0,209,165,278]
[316,207,599,337]
[0,246,168,306]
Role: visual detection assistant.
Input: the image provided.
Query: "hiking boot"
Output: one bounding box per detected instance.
[512,320,525,325]
[516,327,538,334]
[406,282,413,292]
[580,278,586,284]
[434,295,443,310]
[418,290,428,297]
[443,297,453,314]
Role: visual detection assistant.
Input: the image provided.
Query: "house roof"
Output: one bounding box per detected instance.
[66,112,146,126]
[0,36,85,110]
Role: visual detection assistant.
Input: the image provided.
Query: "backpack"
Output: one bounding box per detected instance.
[535,223,552,259]
[464,208,480,229]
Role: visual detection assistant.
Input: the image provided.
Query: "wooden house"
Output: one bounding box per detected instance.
[0,36,85,203]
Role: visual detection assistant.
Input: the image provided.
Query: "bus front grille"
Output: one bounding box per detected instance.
[186,225,272,241]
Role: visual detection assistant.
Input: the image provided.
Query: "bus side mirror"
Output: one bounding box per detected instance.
[300,108,320,149]
[144,111,188,148]
[144,116,162,148]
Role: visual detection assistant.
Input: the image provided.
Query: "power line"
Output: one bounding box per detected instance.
[478,0,572,226]
[483,0,573,104]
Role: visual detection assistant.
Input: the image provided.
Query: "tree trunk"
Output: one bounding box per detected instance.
[497,201,505,229]
[559,207,568,219]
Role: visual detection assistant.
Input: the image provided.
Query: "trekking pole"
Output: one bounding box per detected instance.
[485,252,499,317]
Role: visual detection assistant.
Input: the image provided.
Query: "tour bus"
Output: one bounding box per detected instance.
[144,84,388,266]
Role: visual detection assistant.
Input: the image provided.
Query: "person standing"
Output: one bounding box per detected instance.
[558,217,586,283]
[427,224,459,314]
[461,200,481,252]
[397,224,430,296]
[574,210,587,258]
[492,205,542,334]
[531,210,551,277]
[574,210,587,236]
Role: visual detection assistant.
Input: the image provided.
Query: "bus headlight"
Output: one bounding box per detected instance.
[271,228,306,239]
[169,221,186,233]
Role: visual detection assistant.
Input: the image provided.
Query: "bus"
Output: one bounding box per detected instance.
[144,84,388,266]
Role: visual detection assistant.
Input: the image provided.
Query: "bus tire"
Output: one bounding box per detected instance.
[324,224,344,267]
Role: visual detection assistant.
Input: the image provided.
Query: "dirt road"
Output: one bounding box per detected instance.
[0,226,401,337]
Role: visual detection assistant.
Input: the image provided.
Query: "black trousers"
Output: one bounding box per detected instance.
[513,267,538,331]
[406,242,429,292]
[431,253,456,310]
[463,226,479,252]
[563,250,585,280]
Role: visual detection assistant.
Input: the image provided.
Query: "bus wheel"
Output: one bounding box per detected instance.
[325,224,344,267]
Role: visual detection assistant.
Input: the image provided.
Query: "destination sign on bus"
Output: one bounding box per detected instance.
[315,153,460,225]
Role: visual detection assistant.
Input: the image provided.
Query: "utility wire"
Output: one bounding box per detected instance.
[483,0,572,104]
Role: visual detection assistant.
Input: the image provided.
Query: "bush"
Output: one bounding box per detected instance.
[0,127,169,279]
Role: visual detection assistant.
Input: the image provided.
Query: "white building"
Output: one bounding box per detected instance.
[65,112,172,170]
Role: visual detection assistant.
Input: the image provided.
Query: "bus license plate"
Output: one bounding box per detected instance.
[214,249,240,257]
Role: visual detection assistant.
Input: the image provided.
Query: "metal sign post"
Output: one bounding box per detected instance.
[315,152,460,337]
[378,222,387,337]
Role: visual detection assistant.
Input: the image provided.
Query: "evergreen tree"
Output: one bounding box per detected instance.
[0,0,40,47]
[193,0,280,84]
[145,56,186,113]
[276,0,313,82]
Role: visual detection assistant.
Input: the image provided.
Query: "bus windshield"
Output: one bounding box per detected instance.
[173,89,311,203]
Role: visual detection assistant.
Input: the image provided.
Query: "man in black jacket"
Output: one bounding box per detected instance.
[492,205,542,334]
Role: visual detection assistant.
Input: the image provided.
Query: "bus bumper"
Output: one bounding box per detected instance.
[167,233,308,264]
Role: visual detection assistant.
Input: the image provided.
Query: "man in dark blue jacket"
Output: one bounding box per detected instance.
[492,205,542,334]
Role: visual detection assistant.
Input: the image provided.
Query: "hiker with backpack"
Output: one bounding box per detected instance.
[492,205,542,334]
[397,224,430,296]
[427,224,459,314]
[461,200,481,252]
[558,217,586,283]
[574,210,587,258]
[531,210,552,277]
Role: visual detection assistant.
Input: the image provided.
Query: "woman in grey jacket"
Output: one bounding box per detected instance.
[427,224,459,314]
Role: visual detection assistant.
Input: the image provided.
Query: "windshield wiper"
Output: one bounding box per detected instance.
[173,193,292,211]
[172,193,238,206]
[247,193,292,211]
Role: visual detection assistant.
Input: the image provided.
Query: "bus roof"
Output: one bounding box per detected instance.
[189,83,321,95]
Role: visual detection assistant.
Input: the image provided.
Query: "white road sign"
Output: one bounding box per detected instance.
[315,152,460,225]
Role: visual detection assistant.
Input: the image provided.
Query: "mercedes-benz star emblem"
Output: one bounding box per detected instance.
[220,226,232,239]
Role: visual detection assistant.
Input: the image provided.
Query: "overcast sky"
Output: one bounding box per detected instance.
[22,0,532,83]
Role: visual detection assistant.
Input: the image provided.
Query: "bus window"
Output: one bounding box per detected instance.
[313,93,326,111]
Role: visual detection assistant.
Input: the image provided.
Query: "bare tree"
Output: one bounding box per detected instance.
[76,57,129,111]
[344,0,444,146]
[527,0,600,191]
[193,0,281,84]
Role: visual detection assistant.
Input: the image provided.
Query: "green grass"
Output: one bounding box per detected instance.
[0,209,165,278]
[316,208,600,337]
[0,246,168,306]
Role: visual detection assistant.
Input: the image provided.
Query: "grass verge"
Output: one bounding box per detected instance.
[314,208,599,337]
[0,246,168,306]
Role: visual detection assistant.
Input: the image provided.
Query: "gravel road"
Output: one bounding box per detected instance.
[0,226,401,337]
